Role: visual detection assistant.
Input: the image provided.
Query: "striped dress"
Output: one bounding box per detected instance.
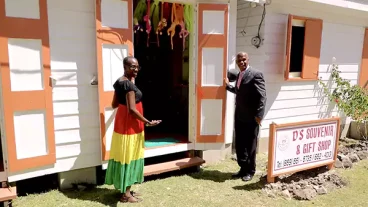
[105,79,144,192]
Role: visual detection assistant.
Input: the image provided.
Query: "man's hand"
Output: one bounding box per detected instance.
[255,117,262,126]
[224,78,229,85]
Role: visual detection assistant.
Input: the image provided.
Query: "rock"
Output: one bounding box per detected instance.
[270,183,280,190]
[293,188,317,200]
[358,143,366,148]
[357,151,368,160]
[304,185,314,190]
[334,159,344,168]
[311,179,319,185]
[300,181,308,187]
[337,154,346,161]
[230,154,237,161]
[338,146,349,155]
[266,190,276,198]
[281,190,291,200]
[342,157,353,168]
[316,186,328,195]
[349,154,360,163]
[76,184,87,191]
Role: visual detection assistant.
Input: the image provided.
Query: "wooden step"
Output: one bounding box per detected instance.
[0,186,16,202]
[144,157,205,176]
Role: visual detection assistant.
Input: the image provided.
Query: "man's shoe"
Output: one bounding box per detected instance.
[231,171,244,178]
[241,174,253,182]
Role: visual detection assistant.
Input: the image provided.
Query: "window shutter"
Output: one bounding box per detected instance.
[359,28,368,88]
[301,19,323,80]
[284,14,293,80]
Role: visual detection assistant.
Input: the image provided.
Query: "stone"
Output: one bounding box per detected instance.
[230,154,237,161]
[266,190,276,198]
[349,154,360,163]
[293,188,317,200]
[316,186,328,195]
[334,159,344,168]
[358,143,366,148]
[338,146,349,155]
[76,184,87,191]
[357,151,368,160]
[337,154,346,161]
[281,190,291,200]
[342,157,353,168]
[270,183,280,190]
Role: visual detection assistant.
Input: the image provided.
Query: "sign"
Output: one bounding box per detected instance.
[267,118,340,183]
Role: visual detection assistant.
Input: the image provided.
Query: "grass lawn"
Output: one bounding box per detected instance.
[13,153,368,207]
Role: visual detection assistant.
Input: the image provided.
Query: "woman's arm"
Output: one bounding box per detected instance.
[111,92,119,109]
[126,91,150,124]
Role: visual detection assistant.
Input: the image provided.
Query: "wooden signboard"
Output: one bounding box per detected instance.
[267,117,340,183]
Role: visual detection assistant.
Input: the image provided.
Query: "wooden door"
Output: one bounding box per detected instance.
[95,0,133,161]
[196,3,228,146]
[0,0,55,172]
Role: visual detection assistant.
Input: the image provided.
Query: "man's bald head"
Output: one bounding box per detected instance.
[236,52,249,71]
[237,52,248,59]
[123,56,137,66]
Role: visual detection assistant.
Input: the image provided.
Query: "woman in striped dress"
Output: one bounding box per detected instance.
[105,56,161,203]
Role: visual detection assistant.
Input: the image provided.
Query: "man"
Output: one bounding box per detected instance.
[225,52,267,182]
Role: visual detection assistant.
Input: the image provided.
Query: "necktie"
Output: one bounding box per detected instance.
[237,71,244,89]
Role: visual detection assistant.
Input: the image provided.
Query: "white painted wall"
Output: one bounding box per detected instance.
[236,0,367,147]
[8,0,100,182]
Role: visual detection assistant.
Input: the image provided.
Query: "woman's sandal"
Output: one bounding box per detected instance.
[131,191,142,197]
[120,195,143,203]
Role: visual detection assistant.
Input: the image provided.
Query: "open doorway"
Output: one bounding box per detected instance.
[133,0,192,147]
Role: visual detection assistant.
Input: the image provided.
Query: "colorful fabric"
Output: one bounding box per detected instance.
[183,5,193,34]
[105,103,145,193]
[133,0,147,21]
[150,0,160,32]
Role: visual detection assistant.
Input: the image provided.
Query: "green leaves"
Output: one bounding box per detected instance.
[318,64,368,124]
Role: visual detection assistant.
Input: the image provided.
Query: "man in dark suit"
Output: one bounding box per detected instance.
[225,52,267,182]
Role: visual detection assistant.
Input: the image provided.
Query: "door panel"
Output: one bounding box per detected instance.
[95,0,133,161]
[196,3,228,144]
[0,0,56,172]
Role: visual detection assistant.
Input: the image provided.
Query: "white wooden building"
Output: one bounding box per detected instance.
[236,0,368,151]
[0,0,367,201]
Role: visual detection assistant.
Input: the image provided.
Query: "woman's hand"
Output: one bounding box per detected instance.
[146,120,162,127]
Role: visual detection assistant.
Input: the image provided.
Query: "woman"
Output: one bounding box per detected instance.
[105,56,161,203]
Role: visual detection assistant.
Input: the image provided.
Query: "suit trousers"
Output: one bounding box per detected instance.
[234,118,259,176]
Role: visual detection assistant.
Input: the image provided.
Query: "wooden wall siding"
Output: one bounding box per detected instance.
[236,1,364,146]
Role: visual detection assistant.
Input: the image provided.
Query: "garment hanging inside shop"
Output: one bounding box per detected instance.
[133,0,192,138]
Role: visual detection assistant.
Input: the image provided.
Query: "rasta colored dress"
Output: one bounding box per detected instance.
[105,79,145,192]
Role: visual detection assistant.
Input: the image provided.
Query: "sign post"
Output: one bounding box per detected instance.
[267,118,340,183]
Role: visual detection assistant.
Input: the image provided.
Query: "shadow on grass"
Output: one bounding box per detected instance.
[188,169,235,183]
[232,167,332,192]
[232,175,266,191]
[62,187,120,207]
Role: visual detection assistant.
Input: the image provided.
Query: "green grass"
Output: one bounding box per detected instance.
[13,154,368,207]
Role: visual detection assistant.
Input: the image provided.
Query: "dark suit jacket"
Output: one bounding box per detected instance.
[226,66,267,122]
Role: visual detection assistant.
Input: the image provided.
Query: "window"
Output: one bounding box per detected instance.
[284,15,323,81]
